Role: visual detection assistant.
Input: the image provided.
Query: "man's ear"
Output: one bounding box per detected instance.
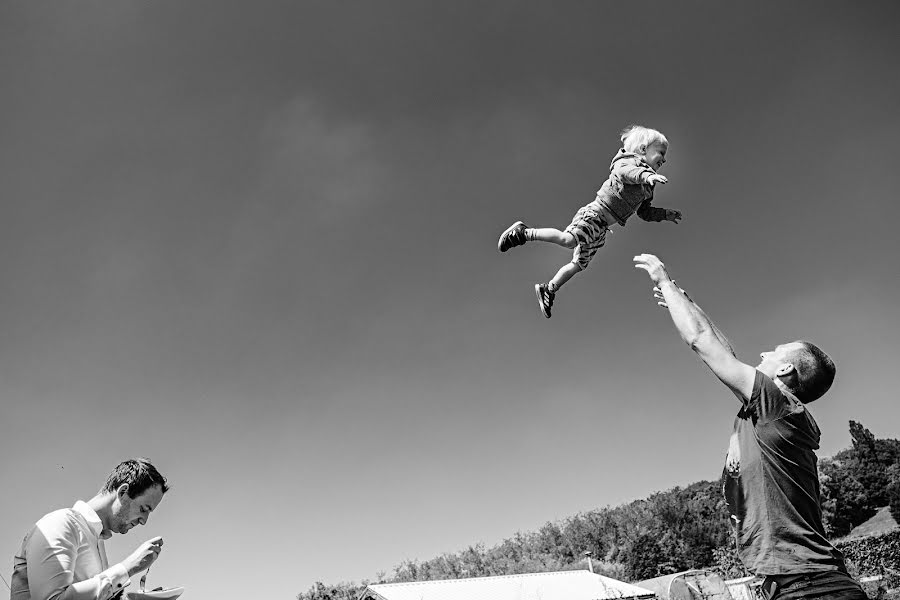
[117,483,130,499]
[638,144,647,154]
[776,362,796,379]
[775,363,800,387]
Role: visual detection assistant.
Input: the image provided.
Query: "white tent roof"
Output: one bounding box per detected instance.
[363,570,656,600]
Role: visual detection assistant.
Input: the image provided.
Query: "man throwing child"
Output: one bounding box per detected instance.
[633,253,866,600]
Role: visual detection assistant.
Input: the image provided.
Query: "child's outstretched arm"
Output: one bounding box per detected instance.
[636,200,682,223]
[613,161,658,185]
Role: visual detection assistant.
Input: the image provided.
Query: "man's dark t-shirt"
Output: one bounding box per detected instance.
[723,370,846,575]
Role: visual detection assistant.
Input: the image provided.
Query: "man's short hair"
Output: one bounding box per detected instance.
[787,340,836,403]
[102,458,169,498]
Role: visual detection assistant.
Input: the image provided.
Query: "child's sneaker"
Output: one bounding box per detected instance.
[498,221,527,252]
[535,283,555,318]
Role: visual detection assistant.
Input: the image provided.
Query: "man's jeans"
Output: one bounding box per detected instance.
[761,571,868,600]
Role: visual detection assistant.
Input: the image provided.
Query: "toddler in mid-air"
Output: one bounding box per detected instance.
[498,125,681,318]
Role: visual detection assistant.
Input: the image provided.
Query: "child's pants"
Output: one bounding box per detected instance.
[564,205,610,270]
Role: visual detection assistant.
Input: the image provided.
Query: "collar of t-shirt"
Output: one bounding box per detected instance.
[772,378,802,405]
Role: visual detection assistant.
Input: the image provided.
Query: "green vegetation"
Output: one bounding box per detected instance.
[838,530,900,599]
[297,422,900,600]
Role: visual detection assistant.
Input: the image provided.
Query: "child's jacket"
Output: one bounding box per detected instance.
[589,149,669,226]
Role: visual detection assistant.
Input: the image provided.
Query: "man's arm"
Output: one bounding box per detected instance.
[26,514,130,600]
[634,254,756,401]
[656,284,735,356]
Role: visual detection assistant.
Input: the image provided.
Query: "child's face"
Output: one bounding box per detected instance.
[642,141,667,171]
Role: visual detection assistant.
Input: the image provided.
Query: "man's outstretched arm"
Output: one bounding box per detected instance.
[653,284,736,358]
[634,253,756,401]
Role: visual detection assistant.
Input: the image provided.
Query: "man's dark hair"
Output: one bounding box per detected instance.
[102,458,169,498]
[788,340,836,403]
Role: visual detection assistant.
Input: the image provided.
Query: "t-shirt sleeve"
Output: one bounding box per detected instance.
[745,370,792,423]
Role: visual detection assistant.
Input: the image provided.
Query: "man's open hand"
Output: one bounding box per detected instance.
[633,253,672,286]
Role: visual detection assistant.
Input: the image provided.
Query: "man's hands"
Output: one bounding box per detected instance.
[647,173,667,186]
[665,209,682,224]
[123,536,164,577]
[634,252,753,400]
[633,253,673,286]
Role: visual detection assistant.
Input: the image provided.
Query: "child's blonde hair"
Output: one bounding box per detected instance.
[620,125,668,154]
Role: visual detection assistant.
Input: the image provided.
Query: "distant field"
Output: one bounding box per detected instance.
[836,506,900,543]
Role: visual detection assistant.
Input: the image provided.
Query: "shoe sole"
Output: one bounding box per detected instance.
[535,284,551,318]
[498,221,525,252]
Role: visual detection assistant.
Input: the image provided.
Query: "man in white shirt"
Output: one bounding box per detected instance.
[10,458,169,600]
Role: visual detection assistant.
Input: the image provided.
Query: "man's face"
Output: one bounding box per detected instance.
[757,342,803,379]
[110,484,165,534]
[643,141,667,171]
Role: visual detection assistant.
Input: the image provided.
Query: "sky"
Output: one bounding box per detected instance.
[1,1,899,598]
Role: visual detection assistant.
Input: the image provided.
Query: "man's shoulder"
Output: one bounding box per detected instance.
[752,369,776,392]
[749,370,809,422]
[35,506,82,533]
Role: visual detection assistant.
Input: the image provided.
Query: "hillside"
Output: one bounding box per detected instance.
[838,506,900,542]
[297,422,900,600]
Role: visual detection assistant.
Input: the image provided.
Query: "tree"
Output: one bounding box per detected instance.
[622,533,665,581]
[850,421,893,507]
[711,544,749,580]
[888,463,900,525]
[820,422,900,537]
[819,455,872,537]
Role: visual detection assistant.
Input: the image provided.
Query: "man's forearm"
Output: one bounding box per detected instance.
[657,280,711,348]
[636,253,755,402]
[659,281,737,357]
[28,550,129,600]
[33,566,129,600]
[658,282,736,357]
[691,302,737,357]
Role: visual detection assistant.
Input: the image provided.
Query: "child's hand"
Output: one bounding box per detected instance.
[665,209,682,224]
[647,174,668,186]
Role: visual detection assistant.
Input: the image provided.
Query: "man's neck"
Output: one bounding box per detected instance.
[86,492,115,536]
[773,377,800,402]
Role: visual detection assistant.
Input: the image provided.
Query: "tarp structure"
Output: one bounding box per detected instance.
[361,570,656,600]
[637,570,738,600]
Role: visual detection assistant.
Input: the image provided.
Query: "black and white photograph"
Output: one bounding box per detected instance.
[1,3,899,600]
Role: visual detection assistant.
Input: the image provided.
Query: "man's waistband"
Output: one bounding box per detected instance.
[760,570,856,600]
